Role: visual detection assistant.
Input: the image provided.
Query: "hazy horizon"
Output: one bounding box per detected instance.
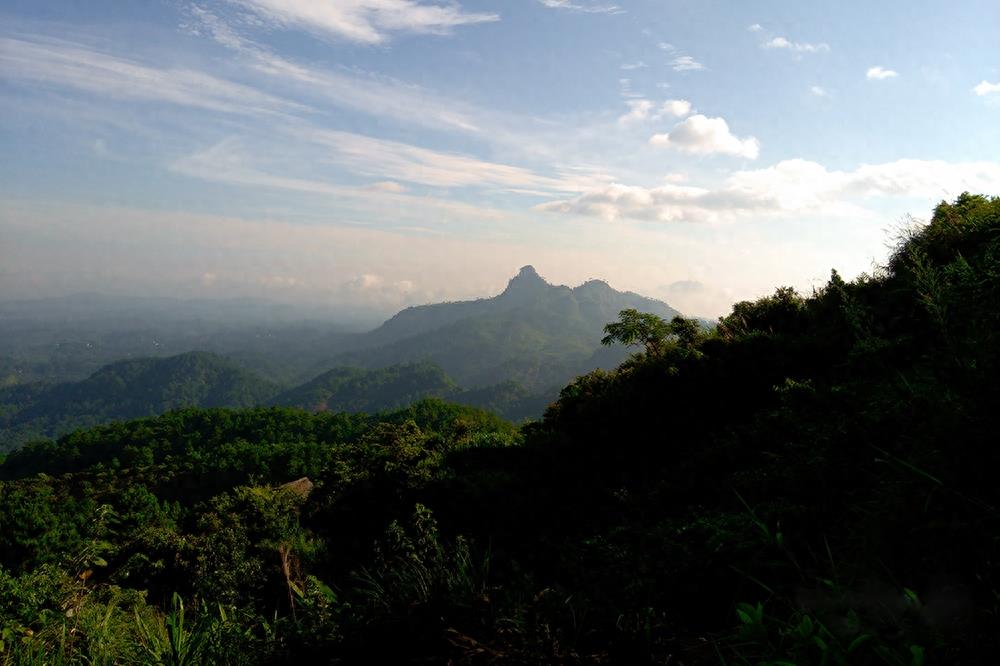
[2,1,999,317]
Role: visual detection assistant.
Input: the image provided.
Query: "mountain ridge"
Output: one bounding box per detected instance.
[326,265,679,390]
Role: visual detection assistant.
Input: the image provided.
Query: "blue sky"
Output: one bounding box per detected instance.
[2,0,999,316]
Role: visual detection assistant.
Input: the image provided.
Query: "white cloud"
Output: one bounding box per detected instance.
[231,0,499,44]
[763,36,829,53]
[660,99,692,117]
[620,61,647,70]
[973,80,1000,96]
[617,99,654,125]
[0,35,306,116]
[538,0,623,14]
[810,85,829,97]
[748,23,763,32]
[657,42,675,51]
[650,115,760,159]
[670,55,705,72]
[866,66,899,80]
[538,158,1000,223]
[535,182,767,223]
[617,98,691,125]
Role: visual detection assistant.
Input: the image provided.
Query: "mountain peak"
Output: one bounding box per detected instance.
[512,265,544,283]
[502,265,548,296]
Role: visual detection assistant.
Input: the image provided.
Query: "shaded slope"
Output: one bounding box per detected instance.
[0,351,280,450]
[270,362,457,413]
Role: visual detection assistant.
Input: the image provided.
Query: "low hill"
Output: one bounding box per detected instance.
[0,351,280,451]
[271,361,557,422]
[270,362,457,413]
[0,355,555,451]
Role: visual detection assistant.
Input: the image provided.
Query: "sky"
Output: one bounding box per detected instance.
[1,0,999,318]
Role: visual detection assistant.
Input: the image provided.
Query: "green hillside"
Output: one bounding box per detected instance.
[272,362,556,422]
[270,362,457,412]
[0,352,281,451]
[2,195,999,663]
[0,357,553,452]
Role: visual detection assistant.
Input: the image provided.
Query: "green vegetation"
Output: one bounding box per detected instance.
[0,353,280,452]
[269,361,457,412]
[0,358,548,452]
[2,195,999,663]
[1,268,674,450]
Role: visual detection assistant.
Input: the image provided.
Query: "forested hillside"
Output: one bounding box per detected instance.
[0,357,549,452]
[0,353,280,452]
[2,194,999,663]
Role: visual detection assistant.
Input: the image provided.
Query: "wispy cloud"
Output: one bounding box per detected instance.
[184,6,532,140]
[620,61,647,70]
[650,115,759,159]
[747,23,763,32]
[169,138,514,219]
[866,66,899,80]
[762,36,829,53]
[296,127,588,191]
[810,85,830,97]
[973,80,1000,96]
[618,77,643,99]
[537,0,623,15]
[0,35,306,116]
[229,0,498,44]
[670,55,705,72]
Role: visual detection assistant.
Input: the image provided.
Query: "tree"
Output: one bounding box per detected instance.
[602,309,671,356]
[667,316,701,349]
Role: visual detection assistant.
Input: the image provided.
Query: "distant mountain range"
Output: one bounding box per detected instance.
[324,266,679,390]
[0,267,681,451]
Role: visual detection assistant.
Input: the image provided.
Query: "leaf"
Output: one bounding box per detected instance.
[910,645,925,666]
[796,615,814,638]
[848,633,873,653]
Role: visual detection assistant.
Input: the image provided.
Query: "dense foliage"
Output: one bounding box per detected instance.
[0,358,545,452]
[0,353,280,452]
[2,195,999,663]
